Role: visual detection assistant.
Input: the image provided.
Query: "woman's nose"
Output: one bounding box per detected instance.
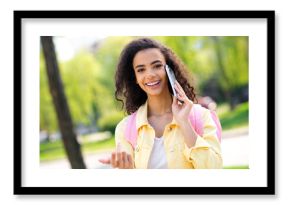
[145,68,156,78]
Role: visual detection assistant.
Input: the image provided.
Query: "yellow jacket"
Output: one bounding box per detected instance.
[115,101,223,169]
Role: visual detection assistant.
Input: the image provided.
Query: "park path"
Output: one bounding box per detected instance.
[40,127,249,169]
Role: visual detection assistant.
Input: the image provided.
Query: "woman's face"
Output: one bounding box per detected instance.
[133,48,169,98]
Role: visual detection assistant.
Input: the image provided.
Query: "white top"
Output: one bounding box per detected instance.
[147,137,168,169]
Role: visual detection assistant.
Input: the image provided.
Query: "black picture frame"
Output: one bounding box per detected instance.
[14,10,275,195]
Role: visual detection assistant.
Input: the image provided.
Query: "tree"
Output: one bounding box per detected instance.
[40,51,58,140]
[211,36,248,109]
[41,36,86,169]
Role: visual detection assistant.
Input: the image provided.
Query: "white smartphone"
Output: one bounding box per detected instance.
[165,64,177,97]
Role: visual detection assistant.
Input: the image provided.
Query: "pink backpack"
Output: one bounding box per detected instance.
[124,105,222,149]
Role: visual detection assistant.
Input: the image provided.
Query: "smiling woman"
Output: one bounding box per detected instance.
[133,49,168,98]
[98,37,223,169]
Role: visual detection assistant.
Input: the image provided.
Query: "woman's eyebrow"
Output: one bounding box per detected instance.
[134,64,145,69]
[150,60,162,65]
[134,60,163,69]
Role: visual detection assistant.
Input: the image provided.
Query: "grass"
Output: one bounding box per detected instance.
[223,165,249,169]
[40,136,115,162]
[218,102,249,130]
[82,137,115,152]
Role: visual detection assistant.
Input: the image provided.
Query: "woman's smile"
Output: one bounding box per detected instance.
[145,80,161,88]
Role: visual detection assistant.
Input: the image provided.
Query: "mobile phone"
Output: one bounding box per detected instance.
[165,64,177,97]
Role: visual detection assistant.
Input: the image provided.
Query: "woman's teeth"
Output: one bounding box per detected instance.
[146,81,160,86]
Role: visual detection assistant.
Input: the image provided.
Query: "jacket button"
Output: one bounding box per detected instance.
[135,147,140,152]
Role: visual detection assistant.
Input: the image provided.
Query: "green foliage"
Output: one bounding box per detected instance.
[216,36,248,92]
[219,102,249,130]
[60,51,103,126]
[97,111,126,134]
[154,36,208,86]
[94,36,134,109]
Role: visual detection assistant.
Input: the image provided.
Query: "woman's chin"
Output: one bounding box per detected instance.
[146,91,162,97]
[146,90,170,98]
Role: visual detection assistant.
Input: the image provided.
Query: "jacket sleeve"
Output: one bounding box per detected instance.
[114,117,135,159]
[183,108,223,169]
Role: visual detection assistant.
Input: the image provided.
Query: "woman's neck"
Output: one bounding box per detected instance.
[147,93,173,117]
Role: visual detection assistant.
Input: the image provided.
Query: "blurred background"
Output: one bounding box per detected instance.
[40,36,249,169]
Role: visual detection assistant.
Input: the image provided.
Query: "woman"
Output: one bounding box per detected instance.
[99,37,222,169]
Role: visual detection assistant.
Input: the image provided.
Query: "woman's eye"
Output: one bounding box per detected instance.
[154,64,163,69]
[137,68,144,73]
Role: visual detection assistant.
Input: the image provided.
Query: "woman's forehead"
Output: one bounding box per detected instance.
[133,48,165,66]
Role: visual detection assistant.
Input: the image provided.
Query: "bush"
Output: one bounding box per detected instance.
[98,111,125,134]
[219,102,248,130]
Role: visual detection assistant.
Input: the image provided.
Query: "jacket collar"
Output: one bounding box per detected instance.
[136,100,178,130]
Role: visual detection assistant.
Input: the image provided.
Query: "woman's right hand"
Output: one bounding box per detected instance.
[98,150,134,169]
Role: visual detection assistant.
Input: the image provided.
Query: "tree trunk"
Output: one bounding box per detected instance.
[41,36,86,169]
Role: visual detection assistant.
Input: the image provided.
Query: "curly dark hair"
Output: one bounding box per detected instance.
[115,37,197,115]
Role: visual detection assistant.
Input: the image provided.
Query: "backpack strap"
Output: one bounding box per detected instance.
[210,111,222,142]
[189,104,222,142]
[124,112,138,149]
[188,104,204,137]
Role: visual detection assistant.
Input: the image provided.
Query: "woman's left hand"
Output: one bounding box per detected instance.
[172,81,193,124]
